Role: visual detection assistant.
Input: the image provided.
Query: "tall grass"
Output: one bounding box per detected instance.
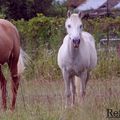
[0,77,120,120]
[93,47,120,79]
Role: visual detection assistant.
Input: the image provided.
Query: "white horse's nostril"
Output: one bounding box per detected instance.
[77,39,80,44]
[72,39,80,48]
[73,39,80,44]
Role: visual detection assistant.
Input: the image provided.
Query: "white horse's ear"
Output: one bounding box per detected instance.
[67,10,71,18]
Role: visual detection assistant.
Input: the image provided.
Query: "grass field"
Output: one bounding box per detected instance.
[0,76,120,120]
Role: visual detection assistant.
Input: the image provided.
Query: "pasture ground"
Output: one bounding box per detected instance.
[0,76,120,120]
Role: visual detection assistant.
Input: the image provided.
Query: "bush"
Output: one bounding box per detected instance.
[13,14,65,80]
[12,15,120,80]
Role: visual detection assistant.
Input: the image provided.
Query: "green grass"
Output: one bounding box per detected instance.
[0,76,120,120]
[1,45,120,120]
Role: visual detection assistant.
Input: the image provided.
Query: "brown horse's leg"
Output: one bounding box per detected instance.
[0,66,7,110]
[8,60,20,111]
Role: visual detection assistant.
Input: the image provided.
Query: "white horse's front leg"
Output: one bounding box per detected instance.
[62,69,71,108]
[80,70,90,100]
[70,78,76,106]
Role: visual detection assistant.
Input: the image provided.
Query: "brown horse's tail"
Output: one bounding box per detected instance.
[17,48,30,75]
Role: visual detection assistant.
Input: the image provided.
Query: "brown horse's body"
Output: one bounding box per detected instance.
[0,19,24,111]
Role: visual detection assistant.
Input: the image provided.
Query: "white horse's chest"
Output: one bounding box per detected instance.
[65,55,89,75]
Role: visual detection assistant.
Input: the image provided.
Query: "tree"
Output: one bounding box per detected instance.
[34,0,53,16]
[0,0,53,20]
[1,0,28,20]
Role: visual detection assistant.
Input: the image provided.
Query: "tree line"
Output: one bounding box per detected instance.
[0,0,67,20]
[0,0,87,20]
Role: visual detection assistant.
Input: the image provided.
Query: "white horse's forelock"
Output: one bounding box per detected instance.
[57,12,97,108]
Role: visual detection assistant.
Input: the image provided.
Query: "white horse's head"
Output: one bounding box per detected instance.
[65,11,83,48]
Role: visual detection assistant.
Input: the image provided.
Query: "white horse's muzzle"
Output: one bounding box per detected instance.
[73,39,80,48]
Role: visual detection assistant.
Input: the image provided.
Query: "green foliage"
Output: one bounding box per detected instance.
[12,16,120,80]
[13,14,65,80]
[13,14,65,52]
[84,17,120,43]
[48,2,67,17]
[0,12,6,18]
[93,50,120,79]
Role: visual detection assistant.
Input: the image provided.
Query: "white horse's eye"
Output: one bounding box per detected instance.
[68,24,71,28]
[80,25,83,29]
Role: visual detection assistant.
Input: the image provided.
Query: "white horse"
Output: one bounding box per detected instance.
[57,11,97,107]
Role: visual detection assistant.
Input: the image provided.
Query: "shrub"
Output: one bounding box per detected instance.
[12,15,120,80]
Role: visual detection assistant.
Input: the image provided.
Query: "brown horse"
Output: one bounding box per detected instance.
[0,19,27,111]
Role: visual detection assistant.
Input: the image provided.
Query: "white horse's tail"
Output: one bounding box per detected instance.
[17,48,30,75]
